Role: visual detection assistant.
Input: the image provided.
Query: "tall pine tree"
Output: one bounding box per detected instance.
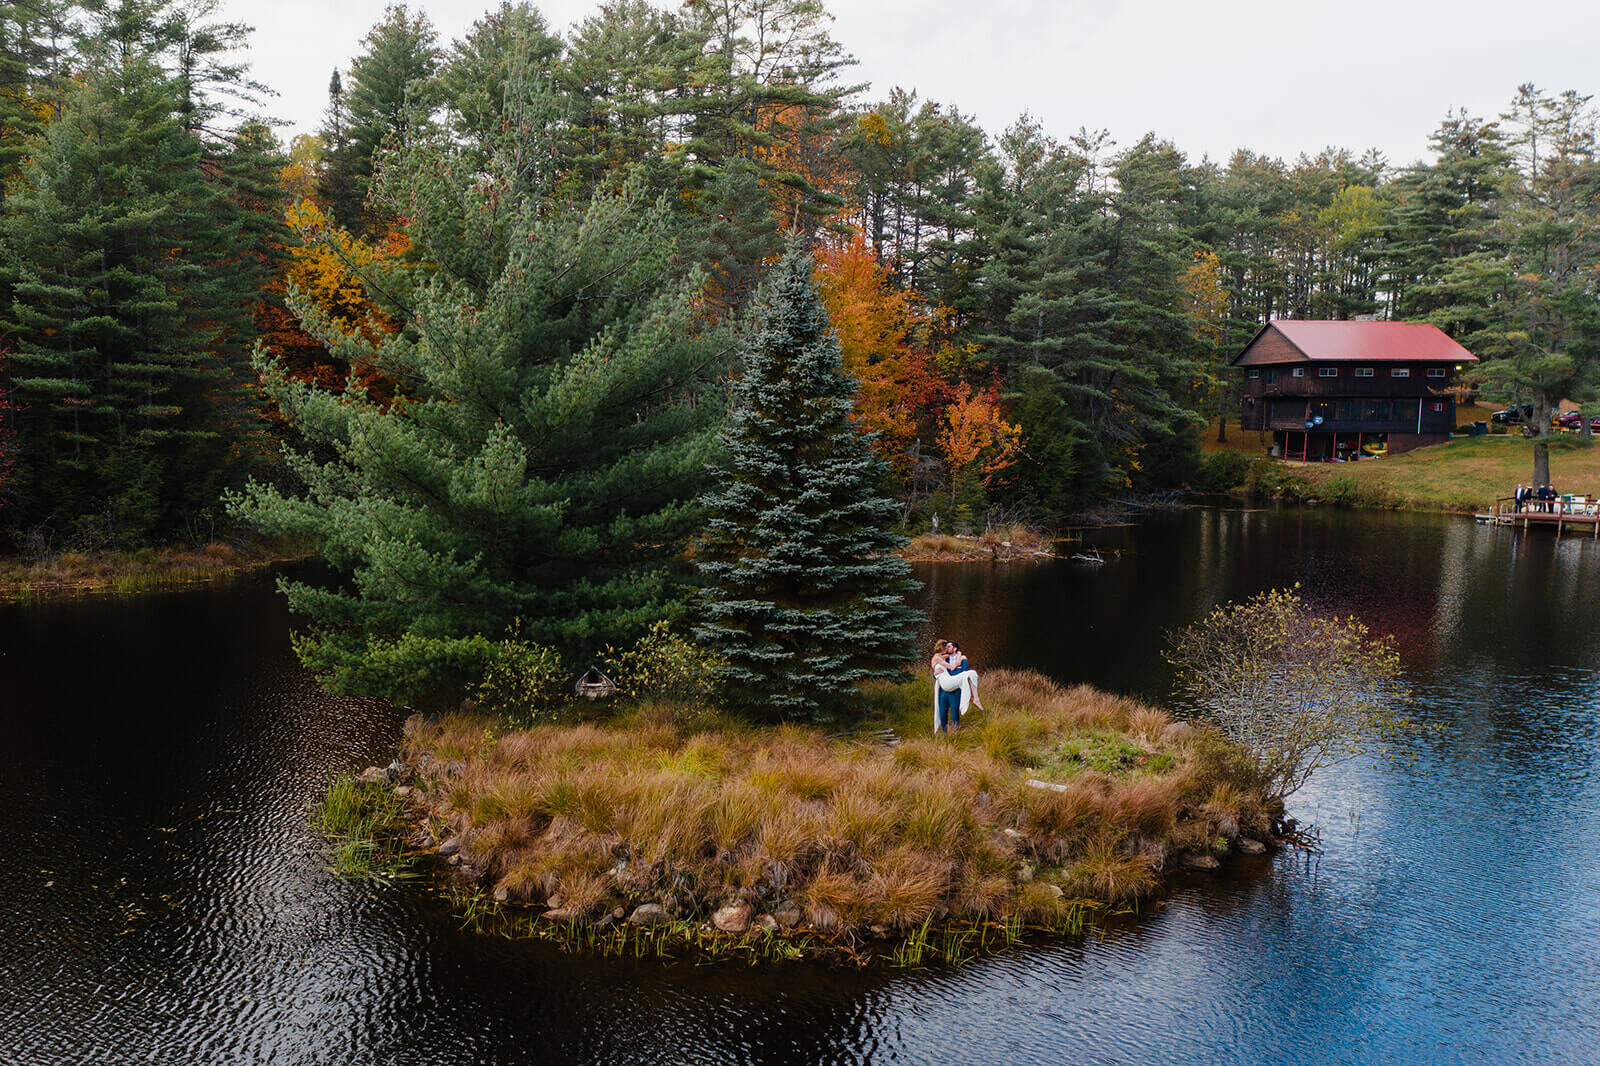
[696,246,921,720]
[0,42,232,544]
[320,3,438,236]
[231,69,727,703]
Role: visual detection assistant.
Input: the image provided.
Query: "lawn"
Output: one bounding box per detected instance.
[1199,413,1600,512]
[1295,434,1600,512]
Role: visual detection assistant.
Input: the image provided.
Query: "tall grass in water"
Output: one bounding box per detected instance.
[315,775,412,879]
[903,525,1053,561]
[0,537,309,599]
[397,669,1276,958]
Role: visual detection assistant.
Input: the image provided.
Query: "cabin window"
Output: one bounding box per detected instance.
[1431,402,1446,412]
[1354,368,1375,378]
[1427,368,1447,378]
[1291,367,1305,377]
[1248,369,1260,378]
[1265,369,1278,385]
[1318,368,1338,378]
[1391,368,1410,378]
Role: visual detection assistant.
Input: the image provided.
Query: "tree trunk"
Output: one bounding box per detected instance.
[1531,395,1553,489]
[1216,410,1228,443]
[1533,439,1551,490]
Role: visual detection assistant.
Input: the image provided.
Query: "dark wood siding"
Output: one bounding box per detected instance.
[1242,365,1455,400]
[1235,326,1305,367]
[1263,396,1456,435]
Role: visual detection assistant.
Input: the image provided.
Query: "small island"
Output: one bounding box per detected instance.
[901,525,1056,562]
[333,670,1278,963]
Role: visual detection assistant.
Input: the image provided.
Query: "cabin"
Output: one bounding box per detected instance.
[1234,320,1478,461]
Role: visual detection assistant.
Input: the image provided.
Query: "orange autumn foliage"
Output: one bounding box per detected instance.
[276,198,405,393]
[748,100,853,232]
[938,380,1021,491]
[814,235,943,476]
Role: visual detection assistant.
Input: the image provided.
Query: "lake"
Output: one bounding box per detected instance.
[4,506,1599,1065]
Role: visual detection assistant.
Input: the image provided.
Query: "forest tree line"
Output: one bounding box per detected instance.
[2,0,1599,556]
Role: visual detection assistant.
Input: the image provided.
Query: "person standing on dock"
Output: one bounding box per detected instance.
[1514,484,1526,513]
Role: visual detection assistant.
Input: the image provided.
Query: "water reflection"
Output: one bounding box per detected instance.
[5,511,1600,1064]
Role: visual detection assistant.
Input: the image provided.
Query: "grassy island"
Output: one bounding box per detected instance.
[0,538,311,600]
[902,526,1055,562]
[331,670,1280,964]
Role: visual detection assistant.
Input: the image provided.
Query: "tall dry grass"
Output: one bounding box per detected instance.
[0,537,309,598]
[399,669,1276,938]
[903,526,1054,561]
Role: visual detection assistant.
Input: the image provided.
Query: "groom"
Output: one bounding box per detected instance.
[932,638,962,734]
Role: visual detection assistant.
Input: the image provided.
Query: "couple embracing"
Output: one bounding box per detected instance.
[931,638,982,734]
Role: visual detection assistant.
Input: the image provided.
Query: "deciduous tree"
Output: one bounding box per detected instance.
[1165,587,1409,801]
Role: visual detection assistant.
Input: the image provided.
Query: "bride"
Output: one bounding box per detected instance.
[932,639,983,722]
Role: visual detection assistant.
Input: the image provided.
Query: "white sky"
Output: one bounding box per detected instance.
[223,0,1600,170]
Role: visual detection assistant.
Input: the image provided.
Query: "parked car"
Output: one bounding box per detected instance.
[1551,411,1600,432]
[1492,404,1535,424]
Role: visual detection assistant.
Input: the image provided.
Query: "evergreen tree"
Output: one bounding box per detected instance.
[230,69,727,703]
[435,1,561,163]
[0,0,75,203]
[695,246,921,720]
[1440,89,1600,484]
[0,345,15,506]
[1383,110,1512,319]
[0,42,235,545]
[557,0,690,199]
[316,69,363,230]
[321,4,438,235]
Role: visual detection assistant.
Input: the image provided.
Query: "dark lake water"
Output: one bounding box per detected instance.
[4,507,1600,1065]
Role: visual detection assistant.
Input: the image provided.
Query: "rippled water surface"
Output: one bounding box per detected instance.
[5,508,1600,1065]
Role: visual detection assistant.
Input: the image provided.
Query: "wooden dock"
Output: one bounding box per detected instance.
[1477,496,1600,537]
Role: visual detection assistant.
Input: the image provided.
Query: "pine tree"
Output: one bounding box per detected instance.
[695,246,922,720]
[0,44,234,545]
[0,0,75,204]
[436,2,561,163]
[230,68,727,703]
[321,4,438,235]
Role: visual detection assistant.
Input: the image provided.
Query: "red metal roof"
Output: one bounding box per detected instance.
[1234,320,1479,365]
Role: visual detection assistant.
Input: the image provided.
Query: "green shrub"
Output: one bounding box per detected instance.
[1245,458,1313,501]
[1194,451,1251,493]
[602,621,726,714]
[476,621,568,723]
[1321,476,1360,506]
[296,630,498,706]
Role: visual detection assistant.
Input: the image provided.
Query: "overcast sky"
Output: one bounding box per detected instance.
[223,0,1600,170]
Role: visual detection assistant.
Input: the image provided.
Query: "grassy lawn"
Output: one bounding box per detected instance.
[1200,412,1600,512]
[1294,434,1600,512]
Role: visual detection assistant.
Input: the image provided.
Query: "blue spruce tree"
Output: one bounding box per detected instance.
[696,246,922,720]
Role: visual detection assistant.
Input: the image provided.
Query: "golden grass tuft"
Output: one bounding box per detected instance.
[904,525,1054,561]
[867,847,950,930]
[1064,833,1157,901]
